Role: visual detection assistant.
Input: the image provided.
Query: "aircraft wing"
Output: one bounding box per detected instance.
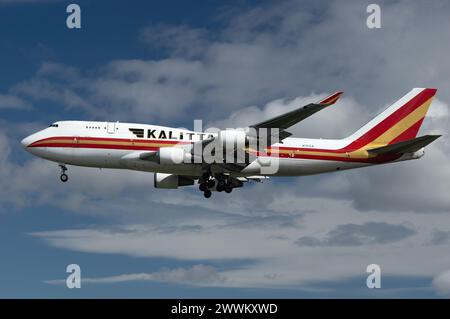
[129,91,343,171]
[250,91,343,130]
[367,135,441,155]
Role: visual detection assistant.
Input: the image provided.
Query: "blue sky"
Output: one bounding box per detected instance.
[1,0,450,298]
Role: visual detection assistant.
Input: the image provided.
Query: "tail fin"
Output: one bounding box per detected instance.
[346,88,437,148]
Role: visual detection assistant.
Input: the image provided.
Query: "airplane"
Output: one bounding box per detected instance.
[21,88,441,198]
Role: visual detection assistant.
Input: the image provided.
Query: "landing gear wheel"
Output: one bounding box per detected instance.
[217,179,225,188]
[207,179,215,188]
[59,164,68,183]
[204,189,212,198]
[199,183,207,192]
[224,187,232,193]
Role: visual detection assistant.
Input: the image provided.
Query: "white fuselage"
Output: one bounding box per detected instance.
[21,121,417,178]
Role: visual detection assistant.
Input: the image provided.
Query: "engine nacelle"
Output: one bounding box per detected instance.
[158,147,191,165]
[153,173,195,189]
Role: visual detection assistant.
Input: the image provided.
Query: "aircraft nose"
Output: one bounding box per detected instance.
[21,135,32,149]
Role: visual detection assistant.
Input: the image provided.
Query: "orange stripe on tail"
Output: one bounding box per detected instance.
[345,88,437,150]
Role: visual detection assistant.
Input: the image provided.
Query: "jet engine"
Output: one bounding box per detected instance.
[153,173,195,189]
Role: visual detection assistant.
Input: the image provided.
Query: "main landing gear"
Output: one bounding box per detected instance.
[198,172,233,198]
[59,164,69,183]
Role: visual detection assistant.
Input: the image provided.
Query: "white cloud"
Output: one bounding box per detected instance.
[46,264,225,286]
[141,24,209,58]
[31,208,450,289]
[0,94,30,109]
[432,270,450,296]
[12,1,450,126]
[427,99,450,119]
[295,222,416,247]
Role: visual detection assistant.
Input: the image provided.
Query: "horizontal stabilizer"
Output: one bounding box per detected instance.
[367,135,441,155]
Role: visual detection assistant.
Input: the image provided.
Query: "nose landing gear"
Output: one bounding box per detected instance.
[59,164,69,183]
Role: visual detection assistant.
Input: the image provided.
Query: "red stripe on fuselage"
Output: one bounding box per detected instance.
[28,136,400,163]
[29,136,189,148]
[32,142,161,151]
[274,152,401,163]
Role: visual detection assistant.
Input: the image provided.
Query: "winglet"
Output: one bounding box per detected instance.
[318,91,344,106]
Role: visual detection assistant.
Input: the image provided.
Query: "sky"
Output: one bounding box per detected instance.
[1,0,450,298]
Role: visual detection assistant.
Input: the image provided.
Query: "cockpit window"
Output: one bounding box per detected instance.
[49,124,59,128]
